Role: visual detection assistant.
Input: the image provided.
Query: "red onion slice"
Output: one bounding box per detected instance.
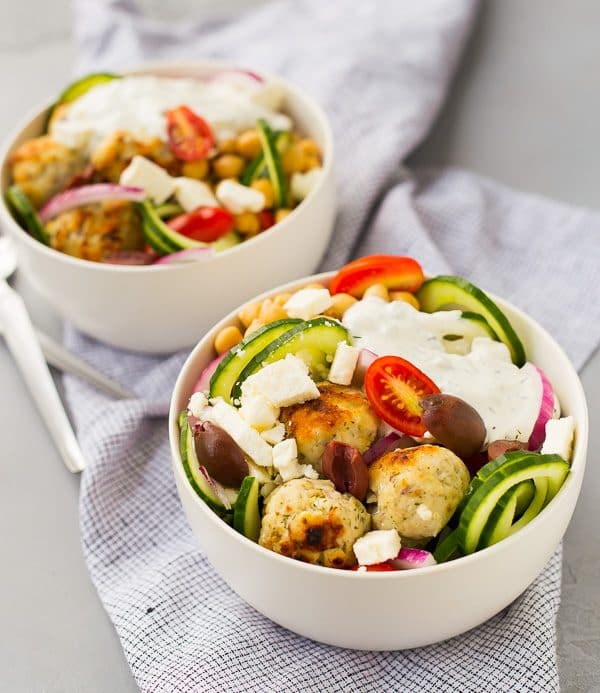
[390,548,436,570]
[193,351,228,393]
[153,248,213,265]
[352,348,377,387]
[363,432,417,465]
[39,184,145,221]
[528,365,556,451]
[199,466,232,510]
[210,69,264,87]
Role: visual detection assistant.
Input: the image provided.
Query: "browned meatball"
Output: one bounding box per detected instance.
[45,199,144,262]
[9,136,86,208]
[259,478,371,568]
[90,130,181,182]
[280,383,379,472]
[369,445,470,546]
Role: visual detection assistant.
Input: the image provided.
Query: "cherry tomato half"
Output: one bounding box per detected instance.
[351,562,396,572]
[329,255,424,298]
[364,356,440,437]
[259,210,275,230]
[166,105,214,161]
[168,206,234,242]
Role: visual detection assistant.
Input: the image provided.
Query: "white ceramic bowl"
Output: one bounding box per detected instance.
[169,271,588,650]
[0,62,335,353]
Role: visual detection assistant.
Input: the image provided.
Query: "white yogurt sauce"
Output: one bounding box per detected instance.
[51,75,292,152]
[343,298,542,444]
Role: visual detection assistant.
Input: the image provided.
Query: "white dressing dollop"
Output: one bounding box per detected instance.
[51,75,292,153]
[343,298,541,444]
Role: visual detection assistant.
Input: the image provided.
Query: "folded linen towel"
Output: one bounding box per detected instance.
[64,0,600,690]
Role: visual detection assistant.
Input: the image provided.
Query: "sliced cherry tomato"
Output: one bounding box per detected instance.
[351,562,396,572]
[364,356,440,436]
[259,210,275,230]
[329,255,424,298]
[166,105,214,161]
[168,206,234,242]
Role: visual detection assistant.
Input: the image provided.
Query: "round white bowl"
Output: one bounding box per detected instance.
[169,271,588,650]
[0,62,335,353]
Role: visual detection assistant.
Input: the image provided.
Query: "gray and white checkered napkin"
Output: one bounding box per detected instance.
[65,0,600,690]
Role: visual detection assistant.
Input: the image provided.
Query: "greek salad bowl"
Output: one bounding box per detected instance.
[0,62,335,352]
[169,256,588,650]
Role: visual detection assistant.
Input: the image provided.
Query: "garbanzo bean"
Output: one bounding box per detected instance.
[298,139,320,158]
[281,144,305,175]
[273,292,293,307]
[258,298,288,324]
[244,318,264,338]
[389,290,420,310]
[302,154,321,171]
[303,282,327,290]
[236,130,262,159]
[212,154,245,179]
[363,283,389,301]
[324,292,357,319]
[274,208,293,223]
[182,159,209,180]
[218,139,238,155]
[238,302,261,328]
[214,325,243,354]
[251,178,275,208]
[234,212,261,236]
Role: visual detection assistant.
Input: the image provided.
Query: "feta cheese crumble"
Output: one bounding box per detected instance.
[239,392,280,431]
[328,342,359,386]
[120,155,175,204]
[174,178,218,212]
[284,288,332,321]
[216,179,265,214]
[188,392,209,418]
[240,354,319,407]
[541,416,575,461]
[353,529,401,566]
[261,422,286,445]
[290,168,323,201]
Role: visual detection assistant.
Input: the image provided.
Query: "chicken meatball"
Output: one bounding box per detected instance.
[280,383,379,472]
[45,199,144,262]
[259,478,371,568]
[9,135,86,208]
[91,130,181,182]
[369,445,469,546]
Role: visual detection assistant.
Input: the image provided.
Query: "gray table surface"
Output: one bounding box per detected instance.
[0,1,598,691]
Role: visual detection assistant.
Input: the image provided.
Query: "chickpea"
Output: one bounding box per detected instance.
[389,291,421,310]
[218,139,238,154]
[181,159,209,180]
[363,283,390,301]
[234,212,261,236]
[274,208,293,223]
[303,282,327,290]
[302,154,321,171]
[212,154,245,179]
[244,318,264,338]
[238,301,261,328]
[236,129,262,159]
[273,292,293,307]
[258,298,288,324]
[281,144,305,175]
[214,325,243,354]
[251,178,275,208]
[298,139,320,158]
[324,292,357,319]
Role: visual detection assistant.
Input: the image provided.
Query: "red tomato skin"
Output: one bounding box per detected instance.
[364,356,440,437]
[167,207,234,242]
[329,255,424,297]
[166,105,214,161]
[351,562,396,572]
[259,210,275,230]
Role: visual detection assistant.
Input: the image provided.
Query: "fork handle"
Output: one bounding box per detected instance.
[0,280,86,473]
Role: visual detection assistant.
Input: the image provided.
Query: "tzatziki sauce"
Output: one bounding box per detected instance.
[343,297,541,444]
[51,75,292,152]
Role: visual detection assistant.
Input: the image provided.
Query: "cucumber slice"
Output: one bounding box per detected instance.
[457,452,569,553]
[153,202,183,219]
[209,318,302,403]
[241,131,292,186]
[137,201,208,255]
[417,276,526,366]
[178,411,228,513]
[5,185,49,245]
[509,477,548,535]
[433,528,461,563]
[256,119,287,207]
[46,73,120,132]
[233,476,261,542]
[460,311,499,341]
[212,231,242,252]
[479,479,534,547]
[231,317,350,403]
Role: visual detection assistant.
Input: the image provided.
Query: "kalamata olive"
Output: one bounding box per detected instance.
[420,393,486,460]
[487,439,527,461]
[101,250,158,265]
[322,441,369,501]
[194,422,249,487]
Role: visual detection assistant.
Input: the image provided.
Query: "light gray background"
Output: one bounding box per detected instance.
[0,1,598,691]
